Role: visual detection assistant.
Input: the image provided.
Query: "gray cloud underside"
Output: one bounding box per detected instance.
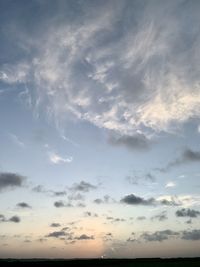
[93,195,115,204]
[0,172,25,191]
[2,1,200,145]
[151,211,168,221]
[121,194,183,206]
[0,214,20,223]
[50,223,61,227]
[120,194,155,206]
[176,208,200,218]
[69,181,97,192]
[141,230,179,242]
[54,201,72,208]
[17,202,31,208]
[182,230,200,240]
[126,172,156,185]
[108,133,150,150]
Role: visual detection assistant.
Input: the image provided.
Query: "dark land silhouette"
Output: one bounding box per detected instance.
[0,258,200,266]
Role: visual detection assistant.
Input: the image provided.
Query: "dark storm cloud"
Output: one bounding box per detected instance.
[120,194,155,205]
[108,133,150,150]
[142,230,179,242]
[47,231,66,238]
[17,202,31,208]
[176,208,200,218]
[70,181,97,192]
[75,234,94,240]
[0,172,25,191]
[50,223,61,227]
[181,229,200,240]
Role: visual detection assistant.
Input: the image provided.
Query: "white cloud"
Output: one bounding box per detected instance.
[1,1,200,139]
[49,152,73,164]
[165,182,176,188]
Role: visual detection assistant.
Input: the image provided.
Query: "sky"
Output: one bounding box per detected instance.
[0,0,200,259]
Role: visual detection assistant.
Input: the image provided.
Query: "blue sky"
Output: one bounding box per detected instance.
[0,0,200,258]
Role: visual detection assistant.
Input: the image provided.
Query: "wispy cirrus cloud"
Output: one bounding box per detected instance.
[1,1,200,148]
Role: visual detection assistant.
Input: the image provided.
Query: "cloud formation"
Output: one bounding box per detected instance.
[75,234,94,240]
[120,194,155,206]
[182,230,200,240]
[108,133,150,150]
[49,152,73,164]
[50,223,61,227]
[2,1,200,145]
[47,231,66,238]
[162,148,200,171]
[0,214,20,223]
[17,202,31,209]
[142,230,179,242]
[0,172,25,191]
[70,181,97,192]
[176,208,200,218]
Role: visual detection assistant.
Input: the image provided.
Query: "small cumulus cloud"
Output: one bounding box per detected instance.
[165,181,176,188]
[120,194,155,206]
[47,231,66,238]
[54,200,72,208]
[151,211,168,221]
[75,234,94,240]
[93,195,115,204]
[0,172,25,192]
[137,216,146,221]
[141,230,179,242]
[50,223,61,227]
[176,208,200,218]
[83,211,98,217]
[108,133,150,150]
[17,202,32,209]
[49,152,73,164]
[0,214,21,223]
